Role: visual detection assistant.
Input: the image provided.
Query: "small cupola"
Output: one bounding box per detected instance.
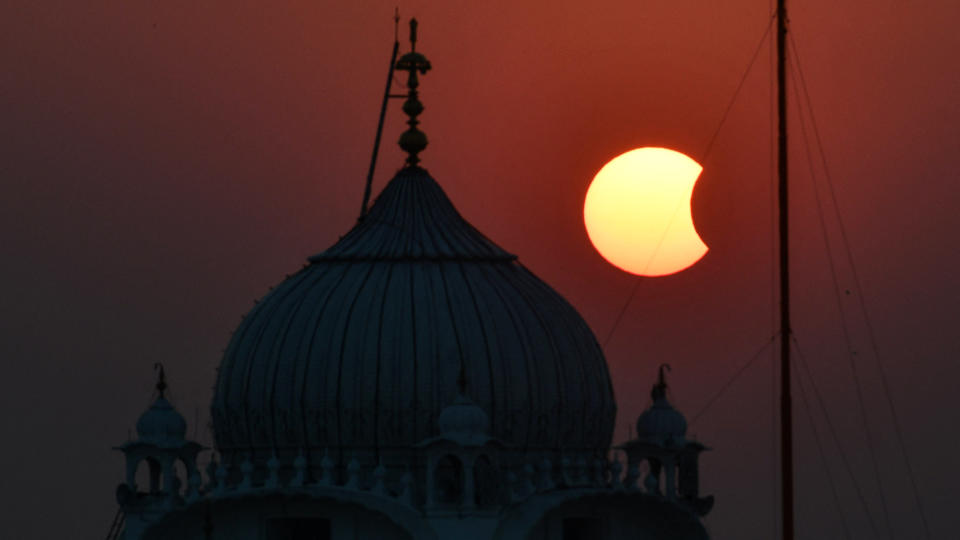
[134,375,187,445]
[115,365,204,516]
[620,365,713,516]
[437,392,491,446]
[418,368,505,513]
[636,364,688,446]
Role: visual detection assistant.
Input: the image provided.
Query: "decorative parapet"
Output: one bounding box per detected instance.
[117,445,708,540]
[618,439,714,516]
[188,447,701,508]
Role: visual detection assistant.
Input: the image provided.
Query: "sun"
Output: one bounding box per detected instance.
[583,147,708,277]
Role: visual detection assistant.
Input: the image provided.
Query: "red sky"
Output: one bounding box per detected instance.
[2,1,958,538]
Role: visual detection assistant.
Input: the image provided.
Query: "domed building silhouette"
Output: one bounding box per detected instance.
[110,20,713,540]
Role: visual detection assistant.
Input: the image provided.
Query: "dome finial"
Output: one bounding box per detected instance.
[653,363,670,401]
[395,18,431,167]
[154,362,167,399]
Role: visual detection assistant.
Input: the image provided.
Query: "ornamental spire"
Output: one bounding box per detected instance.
[154,362,167,399]
[652,363,670,402]
[395,18,431,167]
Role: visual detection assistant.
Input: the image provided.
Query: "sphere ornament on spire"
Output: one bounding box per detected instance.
[396,18,431,166]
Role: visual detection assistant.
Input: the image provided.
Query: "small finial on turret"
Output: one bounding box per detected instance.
[154,362,167,399]
[652,363,670,401]
[395,18,431,167]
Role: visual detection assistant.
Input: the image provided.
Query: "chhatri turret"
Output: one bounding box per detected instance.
[114,365,204,538]
[621,365,713,516]
[416,364,506,515]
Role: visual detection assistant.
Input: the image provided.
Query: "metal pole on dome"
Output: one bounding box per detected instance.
[360,9,401,221]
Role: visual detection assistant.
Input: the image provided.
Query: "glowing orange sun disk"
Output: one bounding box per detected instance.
[583,147,708,277]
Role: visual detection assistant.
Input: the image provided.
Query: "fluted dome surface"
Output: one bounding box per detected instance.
[212,167,615,460]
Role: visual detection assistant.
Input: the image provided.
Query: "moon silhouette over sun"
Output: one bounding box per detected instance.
[583,147,708,277]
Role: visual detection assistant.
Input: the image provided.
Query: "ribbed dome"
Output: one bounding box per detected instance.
[211,167,615,462]
[136,397,187,445]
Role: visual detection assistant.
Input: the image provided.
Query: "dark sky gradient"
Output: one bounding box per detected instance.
[2,1,958,539]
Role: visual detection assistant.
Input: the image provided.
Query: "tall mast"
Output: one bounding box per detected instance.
[776,1,793,539]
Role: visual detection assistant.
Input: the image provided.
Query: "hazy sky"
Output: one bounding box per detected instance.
[2,1,958,539]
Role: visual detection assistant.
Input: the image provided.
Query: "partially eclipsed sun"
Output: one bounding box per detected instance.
[584,147,708,277]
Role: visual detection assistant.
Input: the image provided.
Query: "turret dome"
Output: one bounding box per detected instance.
[437,391,490,444]
[211,166,616,466]
[134,365,188,445]
[136,397,187,445]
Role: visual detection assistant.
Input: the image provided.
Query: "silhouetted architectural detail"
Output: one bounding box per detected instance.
[211,163,616,468]
[114,368,204,539]
[419,389,506,514]
[396,18,431,166]
[110,19,712,540]
[620,365,714,516]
